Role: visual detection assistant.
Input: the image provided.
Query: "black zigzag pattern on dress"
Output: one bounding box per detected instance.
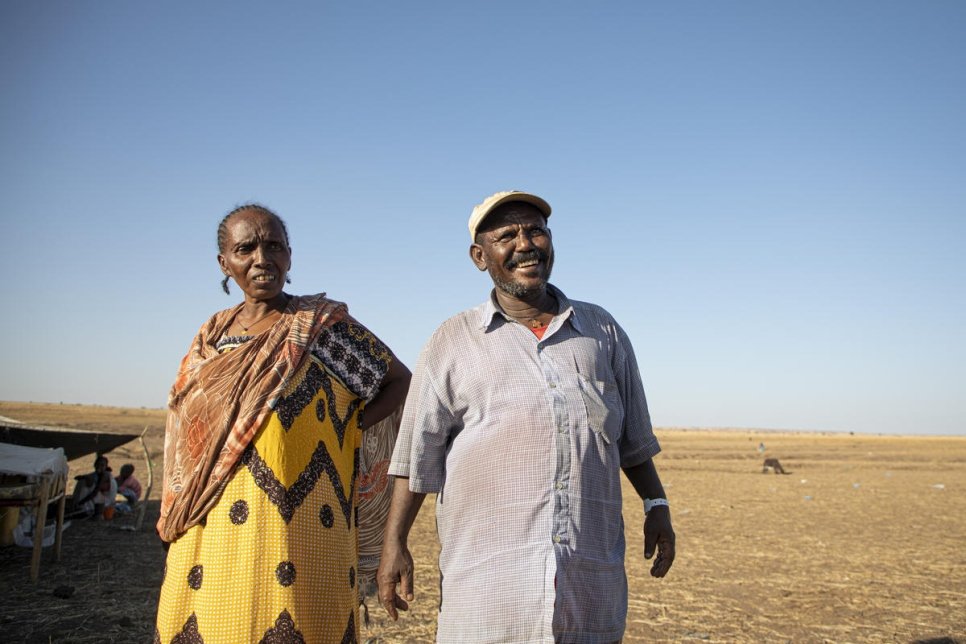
[243,441,353,527]
[169,613,203,644]
[258,609,305,644]
[340,611,356,644]
[274,361,327,431]
[318,373,360,450]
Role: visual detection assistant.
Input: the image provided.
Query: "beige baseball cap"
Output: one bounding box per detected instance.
[468,190,552,241]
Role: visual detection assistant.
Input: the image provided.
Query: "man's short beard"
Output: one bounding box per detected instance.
[490,254,554,298]
[490,249,555,299]
[493,277,543,298]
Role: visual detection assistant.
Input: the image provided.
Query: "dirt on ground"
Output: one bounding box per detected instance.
[1,401,964,643]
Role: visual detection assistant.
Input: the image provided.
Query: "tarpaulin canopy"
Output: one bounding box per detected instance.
[0,423,139,461]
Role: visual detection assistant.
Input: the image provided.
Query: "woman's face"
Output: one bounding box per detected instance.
[218,209,292,303]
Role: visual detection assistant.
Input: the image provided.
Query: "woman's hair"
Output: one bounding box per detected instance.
[216,203,290,253]
[217,203,292,294]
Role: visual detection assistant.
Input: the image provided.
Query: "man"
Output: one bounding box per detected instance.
[378,191,675,643]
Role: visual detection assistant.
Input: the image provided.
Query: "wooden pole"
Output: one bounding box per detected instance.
[133,427,153,531]
[30,475,51,582]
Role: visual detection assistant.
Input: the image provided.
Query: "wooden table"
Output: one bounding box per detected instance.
[0,443,68,582]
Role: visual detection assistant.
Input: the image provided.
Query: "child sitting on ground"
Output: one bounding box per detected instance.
[114,463,142,513]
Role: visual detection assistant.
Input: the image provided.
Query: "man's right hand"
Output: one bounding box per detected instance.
[377,540,415,621]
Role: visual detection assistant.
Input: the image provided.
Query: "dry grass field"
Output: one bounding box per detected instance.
[1,401,963,643]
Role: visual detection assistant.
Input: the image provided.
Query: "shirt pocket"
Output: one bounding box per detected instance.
[577,375,623,446]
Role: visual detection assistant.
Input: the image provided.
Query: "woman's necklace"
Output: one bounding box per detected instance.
[234,308,279,335]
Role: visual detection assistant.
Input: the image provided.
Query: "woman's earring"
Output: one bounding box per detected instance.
[285,274,292,284]
[221,275,231,294]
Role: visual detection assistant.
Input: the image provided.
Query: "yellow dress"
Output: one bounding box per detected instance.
[156,322,390,644]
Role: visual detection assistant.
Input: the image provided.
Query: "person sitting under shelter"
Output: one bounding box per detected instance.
[114,463,142,513]
[67,454,117,519]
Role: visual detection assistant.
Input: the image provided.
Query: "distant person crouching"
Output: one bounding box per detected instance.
[115,463,142,513]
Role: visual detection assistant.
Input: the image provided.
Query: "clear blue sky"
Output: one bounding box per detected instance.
[2,1,963,435]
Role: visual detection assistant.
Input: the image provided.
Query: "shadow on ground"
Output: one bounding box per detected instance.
[0,501,165,643]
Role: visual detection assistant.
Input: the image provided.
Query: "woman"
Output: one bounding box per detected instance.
[67,454,116,519]
[155,204,410,643]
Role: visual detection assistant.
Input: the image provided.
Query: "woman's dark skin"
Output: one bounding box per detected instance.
[217,207,410,429]
[217,208,293,335]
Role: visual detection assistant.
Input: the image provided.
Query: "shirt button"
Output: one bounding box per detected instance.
[555,482,565,490]
[553,535,561,543]
[548,383,556,389]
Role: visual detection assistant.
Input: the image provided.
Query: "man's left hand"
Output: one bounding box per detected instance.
[643,506,675,577]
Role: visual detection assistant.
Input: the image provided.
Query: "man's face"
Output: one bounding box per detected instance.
[470,203,554,298]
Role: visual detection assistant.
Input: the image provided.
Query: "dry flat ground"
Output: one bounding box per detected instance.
[1,401,963,643]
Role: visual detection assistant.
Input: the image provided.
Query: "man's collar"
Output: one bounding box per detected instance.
[478,284,582,334]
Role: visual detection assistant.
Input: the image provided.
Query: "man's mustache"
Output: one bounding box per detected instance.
[505,249,548,269]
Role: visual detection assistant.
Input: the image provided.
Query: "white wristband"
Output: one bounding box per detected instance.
[644,497,669,513]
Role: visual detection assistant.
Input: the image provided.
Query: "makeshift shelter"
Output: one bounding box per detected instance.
[0,422,139,461]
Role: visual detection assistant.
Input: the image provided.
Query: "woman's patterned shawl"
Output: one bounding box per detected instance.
[157,293,346,542]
